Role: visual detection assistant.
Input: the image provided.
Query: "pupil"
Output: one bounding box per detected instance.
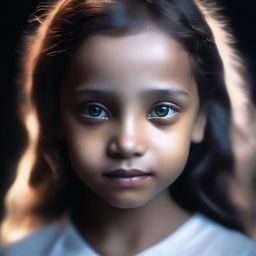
[89,106,101,116]
[156,106,168,116]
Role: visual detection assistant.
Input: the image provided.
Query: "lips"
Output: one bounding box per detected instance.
[103,169,152,178]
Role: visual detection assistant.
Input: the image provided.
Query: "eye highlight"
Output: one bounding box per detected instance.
[77,103,109,119]
[148,103,179,119]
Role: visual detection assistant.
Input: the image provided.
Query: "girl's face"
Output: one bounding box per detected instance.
[60,27,206,208]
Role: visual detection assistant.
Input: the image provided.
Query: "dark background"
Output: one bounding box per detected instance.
[0,0,256,218]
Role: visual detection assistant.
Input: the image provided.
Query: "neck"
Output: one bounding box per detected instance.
[71,187,190,256]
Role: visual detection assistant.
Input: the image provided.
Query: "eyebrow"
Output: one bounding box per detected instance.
[140,88,189,99]
[72,88,189,100]
[72,88,119,99]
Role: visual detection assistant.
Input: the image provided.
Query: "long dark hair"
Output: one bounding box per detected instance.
[1,0,243,241]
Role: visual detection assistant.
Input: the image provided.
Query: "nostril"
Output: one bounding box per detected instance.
[107,145,134,159]
[107,139,145,159]
[107,149,127,159]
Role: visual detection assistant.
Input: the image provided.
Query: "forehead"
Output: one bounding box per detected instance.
[64,27,197,95]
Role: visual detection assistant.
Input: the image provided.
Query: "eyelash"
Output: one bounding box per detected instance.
[77,102,180,121]
[147,102,180,120]
[77,103,110,119]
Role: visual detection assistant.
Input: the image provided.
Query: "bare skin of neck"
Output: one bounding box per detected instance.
[71,188,190,256]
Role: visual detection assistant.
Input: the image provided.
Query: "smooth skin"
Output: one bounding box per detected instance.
[60,26,206,256]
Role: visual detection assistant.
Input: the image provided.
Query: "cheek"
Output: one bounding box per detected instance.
[64,123,107,174]
[153,134,190,167]
[149,121,194,175]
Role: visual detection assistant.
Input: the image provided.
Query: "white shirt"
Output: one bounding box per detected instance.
[1,213,256,256]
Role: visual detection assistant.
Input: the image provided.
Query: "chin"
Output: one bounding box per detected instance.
[103,194,153,209]
[109,201,148,209]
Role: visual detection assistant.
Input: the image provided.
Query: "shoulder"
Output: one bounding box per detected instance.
[182,213,256,256]
[0,218,68,256]
[0,217,98,256]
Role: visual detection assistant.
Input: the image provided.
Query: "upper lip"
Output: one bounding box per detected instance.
[103,169,152,177]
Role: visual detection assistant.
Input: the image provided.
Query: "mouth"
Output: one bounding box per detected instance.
[103,169,153,177]
[102,169,153,187]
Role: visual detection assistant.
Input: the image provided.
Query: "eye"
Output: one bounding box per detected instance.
[77,103,109,119]
[148,103,179,119]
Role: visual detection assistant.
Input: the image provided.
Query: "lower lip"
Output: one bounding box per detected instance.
[104,175,151,187]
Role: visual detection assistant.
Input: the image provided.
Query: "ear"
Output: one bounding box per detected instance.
[192,111,207,143]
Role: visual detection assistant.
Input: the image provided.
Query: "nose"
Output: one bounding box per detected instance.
[107,116,146,159]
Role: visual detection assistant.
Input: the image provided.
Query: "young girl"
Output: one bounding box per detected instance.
[1,0,256,255]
